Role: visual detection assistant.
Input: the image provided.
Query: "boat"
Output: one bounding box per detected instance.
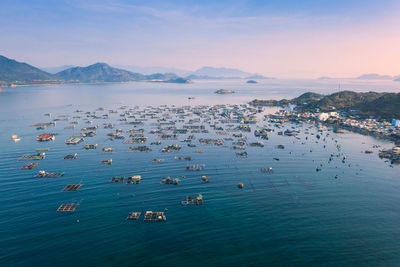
[126,212,141,220]
[35,148,50,151]
[186,164,205,171]
[181,194,203,205]
[84,144,98,149]
[11,134,21,142]
[160,176,179,185]
[65,136,84,144]
[215,89,235,94]
[144,211,166,222]
[127,175,141,184]
[19,152,45,160]
[21,163,39,169]
[261,167,273,173]
[102,147,113,153]
[36,134,55,141]
[100,159,113,165]
[35,170,64,178]
[63,153,78,160]
[201,176,211,183]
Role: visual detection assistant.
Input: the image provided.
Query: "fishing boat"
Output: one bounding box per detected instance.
[19,152,45,160]
[186,164,205,171]
[181,194,203,205]
[127,175,141,184]
[201,176,211,183]
[160,176,179,185]
[84,144,98,149]
[100,159,113,165]
[21,163,39,169]
[65,136,84,144]
[63,153,78,160]
[36,134,55,141]
[144,211,166,222]
[35,170,64,178]
[126,212,141,220]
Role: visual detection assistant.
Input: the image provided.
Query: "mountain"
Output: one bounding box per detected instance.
[246,74,271,79]
[55,63,146,82]
[55,63,190,83]
[114,65,190,76]
[0,55,56,84]
[190,66,251,78]
[40,65,76,74]
[357,73,393,80]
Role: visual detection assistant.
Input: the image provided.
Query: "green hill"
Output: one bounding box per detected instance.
[0,55,55,84]
[250,91,400,119]
[55,63,146,82]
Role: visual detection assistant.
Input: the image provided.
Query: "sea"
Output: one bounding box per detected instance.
[0,79,400,266]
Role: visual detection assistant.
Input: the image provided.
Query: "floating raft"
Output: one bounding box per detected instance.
[19,153,45,160]
[186,164,205,171]
[111,177,124,183]
[84,144,98,149]
[144,211,166,222]
[181,194,203,205]
[126,212,141,220]
[35,170,64,178]
[57,203,79,212]
[160,176,179,185]
[63,184,82,191]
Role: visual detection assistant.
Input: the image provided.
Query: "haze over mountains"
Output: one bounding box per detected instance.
[0,55,189,86]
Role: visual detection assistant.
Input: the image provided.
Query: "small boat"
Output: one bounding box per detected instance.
[35,170,64,178]
[19,153,45,160]
[63,153,78,160]
[84,144,98,149]
[102,147,113,153]
[101,159,113,165]
[65,136,84,144]
[127,175,141,184]
[36,134,55,141]
[160,176,179,185]
[237,183,244,189]
[126,212,141,220]
[181,194,203,205]
[35,148,50,151]
[21,163,39,169]
[201,176,211,183]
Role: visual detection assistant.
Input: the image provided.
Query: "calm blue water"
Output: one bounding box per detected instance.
[1,80,400,266]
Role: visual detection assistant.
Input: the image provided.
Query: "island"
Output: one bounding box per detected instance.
[246,80,257,84]
[215,89,235,94]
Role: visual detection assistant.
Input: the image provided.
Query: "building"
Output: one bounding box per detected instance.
[391,120,400,127]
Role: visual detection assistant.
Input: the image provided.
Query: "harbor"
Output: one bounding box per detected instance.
[1,82,400,266]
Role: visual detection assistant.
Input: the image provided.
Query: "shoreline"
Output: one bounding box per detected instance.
[0,79,190,89]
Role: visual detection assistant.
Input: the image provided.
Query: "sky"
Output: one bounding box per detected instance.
[1,0,400,78]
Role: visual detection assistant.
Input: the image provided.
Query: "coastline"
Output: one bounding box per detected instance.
[0,79,190,89]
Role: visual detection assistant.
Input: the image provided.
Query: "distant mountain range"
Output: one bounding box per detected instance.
[187,66,270,79]
[0,55,189,86]
[356,73,397,80]
[38,63,272,81]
